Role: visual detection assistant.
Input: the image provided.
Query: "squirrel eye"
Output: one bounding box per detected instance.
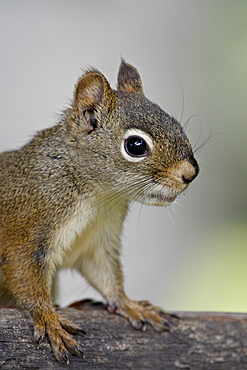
[89,113,97,128]
[124,136,148,157]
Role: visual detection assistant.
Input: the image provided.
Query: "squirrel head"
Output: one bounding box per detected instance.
[68,60,199,206]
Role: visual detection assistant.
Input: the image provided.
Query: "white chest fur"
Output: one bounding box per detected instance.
[50,195,128,272]
[50,197,96,269]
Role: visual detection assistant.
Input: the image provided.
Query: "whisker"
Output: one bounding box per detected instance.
[192,115,203,152]
[65,176,154,228]
[182,114,199,132]
[177,76,185,125]
[194,121,213,154]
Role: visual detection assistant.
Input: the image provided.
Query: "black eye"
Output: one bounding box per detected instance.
[89,113,97,128]
[124,135,149,157]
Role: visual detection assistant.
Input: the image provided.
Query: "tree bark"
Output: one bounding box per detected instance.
[1,301,247,369]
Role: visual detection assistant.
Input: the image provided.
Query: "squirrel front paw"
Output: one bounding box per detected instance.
[109,299,178,332]
[33,309,85,363]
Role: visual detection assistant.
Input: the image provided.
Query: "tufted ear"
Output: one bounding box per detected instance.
[73,70,116,132]
[74,70,116,113]
[117,59,144,95]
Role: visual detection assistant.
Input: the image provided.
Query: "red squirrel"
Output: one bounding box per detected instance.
[0,60,199,363]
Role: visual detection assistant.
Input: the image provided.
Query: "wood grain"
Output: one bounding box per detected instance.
[1,301,247,369]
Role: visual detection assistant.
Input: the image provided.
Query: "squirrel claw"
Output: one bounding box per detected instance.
[115,298,177,333]
[169,313,180,320]
[62,353,70,365]
[56,351,70,364]
[34,325,45,347]
[34,335,44,347]
[141,320,147,332]
[163,319,173,330]
[77,347,86,359]
[78,328,87,335]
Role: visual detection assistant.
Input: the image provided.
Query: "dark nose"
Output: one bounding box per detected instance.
[181,157,199,184]
[182,172,197,184]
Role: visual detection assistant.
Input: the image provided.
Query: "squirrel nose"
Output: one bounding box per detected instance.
[182,172,197,184]
[177,159,199,185]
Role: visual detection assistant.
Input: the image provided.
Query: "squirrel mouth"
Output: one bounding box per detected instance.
[158,195,176,204]
[163,196,176,203]
[143,193,177,206]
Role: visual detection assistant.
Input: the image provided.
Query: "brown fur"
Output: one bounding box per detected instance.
[0,60,199,363]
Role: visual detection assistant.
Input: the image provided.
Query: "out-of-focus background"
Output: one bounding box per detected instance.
[1,0,246,312]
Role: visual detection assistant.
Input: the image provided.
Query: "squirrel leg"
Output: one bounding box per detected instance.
[76,247,175,332]
[2,247,85,363]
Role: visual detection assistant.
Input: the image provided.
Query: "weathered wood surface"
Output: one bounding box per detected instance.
[1,301,247,369]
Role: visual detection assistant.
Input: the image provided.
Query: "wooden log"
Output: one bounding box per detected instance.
[1,301,247,369]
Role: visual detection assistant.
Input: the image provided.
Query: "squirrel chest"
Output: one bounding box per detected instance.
[53,194,128,270]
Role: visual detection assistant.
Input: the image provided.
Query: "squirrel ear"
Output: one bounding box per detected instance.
[74,71,116,113]
[117,59,144,95]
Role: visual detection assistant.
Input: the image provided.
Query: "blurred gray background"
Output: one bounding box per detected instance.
[1,0,247,312]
